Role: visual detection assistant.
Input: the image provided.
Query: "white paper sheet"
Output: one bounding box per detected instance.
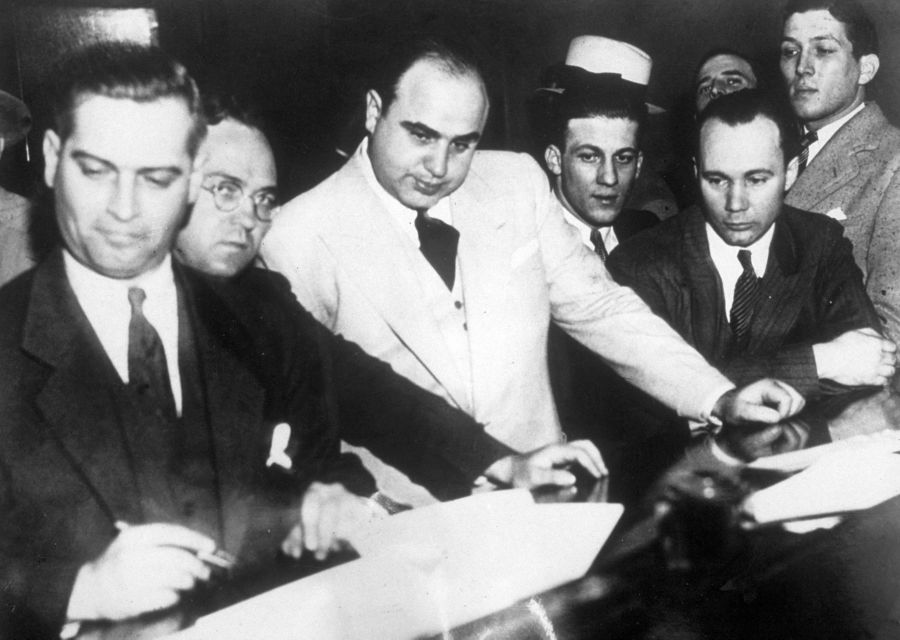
[170,490,623,640]
[746,429,900,474]
[743,449,900,525]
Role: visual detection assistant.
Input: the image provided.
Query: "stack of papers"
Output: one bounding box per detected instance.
[170,490,623,640]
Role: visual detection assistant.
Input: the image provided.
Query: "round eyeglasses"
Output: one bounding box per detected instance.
[202,179,280,222]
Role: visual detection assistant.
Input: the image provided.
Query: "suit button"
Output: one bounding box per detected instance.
[463,322,468,331]
[454,300,463,309]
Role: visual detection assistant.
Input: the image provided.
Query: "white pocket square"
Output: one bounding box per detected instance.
[266,422,293,470]
[510,239,540,268]
[825,207,847,221]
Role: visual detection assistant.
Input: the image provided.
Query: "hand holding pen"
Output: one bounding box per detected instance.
[65,522,233,622]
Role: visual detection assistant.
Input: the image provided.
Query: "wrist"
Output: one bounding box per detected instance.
[482,455,514,486]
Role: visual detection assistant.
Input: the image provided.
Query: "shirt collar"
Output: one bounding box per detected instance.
[554,186,618,251]
[806,102,865,163]
[64,250,176,304]
[357,138,453,244]
[705,220,775,276]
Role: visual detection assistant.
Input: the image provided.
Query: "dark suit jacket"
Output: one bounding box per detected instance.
[0,254,509,638]
[606,205,881,396]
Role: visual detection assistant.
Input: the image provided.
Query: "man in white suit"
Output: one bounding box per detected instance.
[261,37,803,506]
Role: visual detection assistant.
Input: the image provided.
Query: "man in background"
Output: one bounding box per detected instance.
[0,88,35,285]
[780,0,900,347]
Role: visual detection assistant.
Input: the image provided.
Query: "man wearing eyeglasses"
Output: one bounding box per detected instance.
[174,95,279,277]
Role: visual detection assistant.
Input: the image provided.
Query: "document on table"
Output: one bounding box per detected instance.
[743,448,900,527]
[170,490,623,640]
[746,429,900,474]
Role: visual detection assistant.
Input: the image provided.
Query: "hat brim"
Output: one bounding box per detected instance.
[534,64,665,114]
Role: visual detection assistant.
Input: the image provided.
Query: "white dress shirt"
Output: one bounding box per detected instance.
[64,251,182,414]
[705,222,774,315]
[558,204,620,254]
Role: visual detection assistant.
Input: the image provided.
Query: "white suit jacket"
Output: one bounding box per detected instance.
[262,149,731,503]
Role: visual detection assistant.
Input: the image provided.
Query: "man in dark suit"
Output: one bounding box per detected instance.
[0,43,607,638]
[608,89,895,415]
[780,0,900,348]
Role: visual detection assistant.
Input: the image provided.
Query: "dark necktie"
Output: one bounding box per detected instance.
[730,249,760,343]
[415,209,459,290]
[590,228,609,261]
[797,129,818,175]
[128,287,176,420]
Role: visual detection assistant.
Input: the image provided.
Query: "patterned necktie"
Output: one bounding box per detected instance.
[415,209,459,290]
[730,249,760,342]
[127,287,176,420]
[590,228,609,261]
[797,129,818,175]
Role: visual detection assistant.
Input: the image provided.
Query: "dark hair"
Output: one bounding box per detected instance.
[46,41,206,155]
[202,92,267,132]
[782,0,878,57]
[370,36,485,114]
[540,77,647,151]
[694,88,801,162]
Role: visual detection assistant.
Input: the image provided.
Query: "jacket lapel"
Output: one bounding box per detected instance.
[788,103,882,209]
[681,208,732,360]
[24,252,143,525]
[451,168,510,393]
[746,213,804,353]
[324,156,469,407]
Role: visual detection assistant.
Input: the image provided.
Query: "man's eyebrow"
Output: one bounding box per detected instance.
[205,170,245,185]
[70,150,116,170]
[452,131,482,145]
[401,121,440,139]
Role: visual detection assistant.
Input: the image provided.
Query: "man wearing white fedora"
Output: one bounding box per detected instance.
[262,34,806,508]
[0,88,34,286]
[535,37,682,502]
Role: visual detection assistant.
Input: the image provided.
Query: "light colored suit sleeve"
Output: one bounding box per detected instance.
[861,159,900,346]
[530,162,734,421]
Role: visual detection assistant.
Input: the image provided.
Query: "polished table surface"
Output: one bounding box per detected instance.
[75,386,900,640]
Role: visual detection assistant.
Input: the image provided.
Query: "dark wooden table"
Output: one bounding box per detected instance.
[75,386,900,640]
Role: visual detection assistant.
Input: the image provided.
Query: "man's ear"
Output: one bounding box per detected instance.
[635,151,644,179]
[365,89,383,134]
[692,156,699,180]
[42,130,61,188]
[784,154,799,191]
[858,53,880,86]
[544,144,563,177]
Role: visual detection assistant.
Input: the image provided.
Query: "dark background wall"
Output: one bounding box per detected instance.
[3,0,900,198]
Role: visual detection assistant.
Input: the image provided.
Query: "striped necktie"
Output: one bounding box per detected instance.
[797,129,818,175]
[730,249,760,343]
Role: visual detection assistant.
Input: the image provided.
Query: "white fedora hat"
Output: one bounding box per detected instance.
[564,36,652,86]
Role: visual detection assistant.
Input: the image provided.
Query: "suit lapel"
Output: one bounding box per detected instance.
[746,214,804,353]
[451,168,510,389]
[788,104,881,209]
[325,157,469,407]
[24,252,143,525]
[681,208,731,360]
